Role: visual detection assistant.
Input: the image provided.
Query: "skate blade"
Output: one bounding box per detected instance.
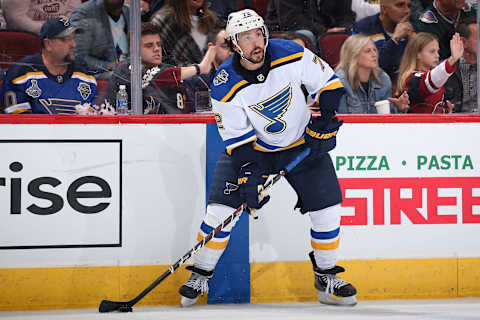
[180,296,199,307]
[318,292,357,306]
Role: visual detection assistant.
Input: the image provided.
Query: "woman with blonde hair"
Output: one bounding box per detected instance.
[396,32,464,113]
[335,34,404,113]
[151,0,216,66]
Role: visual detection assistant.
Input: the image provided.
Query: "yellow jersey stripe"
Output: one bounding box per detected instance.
[197,234,229,250]
[221,80,248,102]
[271,52,304,68]
[12,72,47,84]
[72,72,97,84]
[311,238,340,250]
[226,135,257,155]
[315,80,344,102]
[253,137,305,152]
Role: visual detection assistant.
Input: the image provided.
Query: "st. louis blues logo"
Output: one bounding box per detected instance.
[224,181,239,195]
[249,84,292,134]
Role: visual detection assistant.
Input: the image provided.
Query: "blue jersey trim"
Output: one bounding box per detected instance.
[224,130,256,148]
[310,227,340,240]
[201,222,230,239]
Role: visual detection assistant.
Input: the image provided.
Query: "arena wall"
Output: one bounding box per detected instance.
[0,114,479,310]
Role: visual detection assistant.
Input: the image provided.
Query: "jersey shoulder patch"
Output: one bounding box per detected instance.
[419,10,438,24]
[210,59,247,102]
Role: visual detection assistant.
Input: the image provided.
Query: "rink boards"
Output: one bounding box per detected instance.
[0,114,479,310]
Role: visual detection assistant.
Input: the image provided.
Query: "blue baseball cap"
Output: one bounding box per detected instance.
[39,17,76,41]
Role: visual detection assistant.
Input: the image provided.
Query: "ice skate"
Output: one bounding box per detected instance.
[309,251,357,306]
[179,266,213,307]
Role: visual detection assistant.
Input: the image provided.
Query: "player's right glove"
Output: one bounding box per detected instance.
[305,111,343,155]
[238,162,270,216]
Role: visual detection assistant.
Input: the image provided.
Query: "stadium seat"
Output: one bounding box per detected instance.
[317,32,350,69]
[0,30,41,70]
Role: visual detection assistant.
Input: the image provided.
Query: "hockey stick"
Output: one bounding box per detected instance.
[98,147,311,313]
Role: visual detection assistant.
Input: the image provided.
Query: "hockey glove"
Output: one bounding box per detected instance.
[305,111,343,155]
[238,162,270,217]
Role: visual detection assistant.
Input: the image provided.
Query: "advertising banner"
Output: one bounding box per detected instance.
[0,140,122,249]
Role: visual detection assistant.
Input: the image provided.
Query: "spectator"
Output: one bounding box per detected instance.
[265,0,356,53]
[183,26,233,113]
[410,0,432,20]
[142,0,165,21]
[445,17,477,113]
[335,34,406,113]
[70,0,130,79]
[104,22,216,114]
[208,0,238,21]
[150,0,217,66]
[352,0,380,22]
[352,0,415,82]
[1,0,81,34]
[124,0,150,21]
[0,1,7,30]
[396,32,464,113]
[416,0,476,60]
[0,17,97,114]
[277,31,311,48]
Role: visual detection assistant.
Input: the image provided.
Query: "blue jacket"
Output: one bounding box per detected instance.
[352,13,412,82]
[336,69,395,114]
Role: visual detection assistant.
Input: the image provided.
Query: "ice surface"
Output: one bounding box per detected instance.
[1,298,479,320]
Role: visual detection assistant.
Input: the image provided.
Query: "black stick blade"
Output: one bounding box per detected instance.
[98,299,132,313]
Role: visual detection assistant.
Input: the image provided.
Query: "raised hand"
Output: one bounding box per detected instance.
[393,15,414,40]
[449,32,464,65]
[199,45,216,74]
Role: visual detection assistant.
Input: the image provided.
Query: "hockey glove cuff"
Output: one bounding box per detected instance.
[305,115,343,154]
[238,162,270,213]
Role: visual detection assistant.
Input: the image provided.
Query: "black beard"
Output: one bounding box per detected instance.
[105,0,124,11]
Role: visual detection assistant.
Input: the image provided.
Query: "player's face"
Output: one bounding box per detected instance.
[356,40,378,70]
[53,34,76,63]
[141,34,162,66]
[237,28,265,64]
[417,40,440,71]
[383,0,411,24]
[214,30,233,66]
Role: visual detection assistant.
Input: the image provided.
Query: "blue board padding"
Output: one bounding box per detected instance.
[205,123,250,303]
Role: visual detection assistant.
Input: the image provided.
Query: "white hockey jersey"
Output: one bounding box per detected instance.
[211,39,343,155]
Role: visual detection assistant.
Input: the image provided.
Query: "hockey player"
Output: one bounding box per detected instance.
[179,9,357,307]
[0,17,98,114]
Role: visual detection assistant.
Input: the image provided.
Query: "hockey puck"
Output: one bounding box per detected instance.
[118,306,133,312]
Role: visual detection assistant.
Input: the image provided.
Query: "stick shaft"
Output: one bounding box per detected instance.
[100,147,311,310]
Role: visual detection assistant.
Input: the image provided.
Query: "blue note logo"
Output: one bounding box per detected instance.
[249,84,292,134]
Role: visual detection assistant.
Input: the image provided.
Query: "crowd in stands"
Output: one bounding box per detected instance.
[0,0,477,114]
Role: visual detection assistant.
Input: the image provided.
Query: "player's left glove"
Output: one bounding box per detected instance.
[305,110,343,154]
[238,162,270,217]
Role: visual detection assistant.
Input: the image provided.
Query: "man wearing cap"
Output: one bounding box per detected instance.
[0,17,98,114]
